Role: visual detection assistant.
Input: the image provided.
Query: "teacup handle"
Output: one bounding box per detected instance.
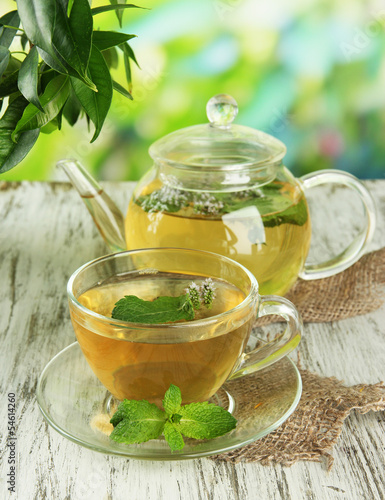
[229,295,302,380]
[299,170,376,280]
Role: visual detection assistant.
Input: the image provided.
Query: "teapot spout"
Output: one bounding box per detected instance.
[58,159,127,252]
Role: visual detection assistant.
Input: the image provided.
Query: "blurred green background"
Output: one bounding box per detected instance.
[1,0,385,181]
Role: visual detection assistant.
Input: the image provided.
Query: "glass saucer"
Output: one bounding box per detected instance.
[36,341,302,461]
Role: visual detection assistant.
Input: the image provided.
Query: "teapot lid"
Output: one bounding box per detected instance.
[149,94,286,170]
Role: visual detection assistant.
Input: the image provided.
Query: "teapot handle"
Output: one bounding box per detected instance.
[299,170,376,280]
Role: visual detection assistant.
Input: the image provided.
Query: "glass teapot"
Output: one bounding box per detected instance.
[60,94,376,296]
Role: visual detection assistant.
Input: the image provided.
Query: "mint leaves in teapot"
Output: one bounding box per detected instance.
[127,177,311,296]
[134,181,308,232]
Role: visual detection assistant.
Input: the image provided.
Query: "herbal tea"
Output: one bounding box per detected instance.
[73,274,252,405]
[125,180,311,296]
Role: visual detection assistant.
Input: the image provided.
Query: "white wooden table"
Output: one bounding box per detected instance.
[1,180,384,500]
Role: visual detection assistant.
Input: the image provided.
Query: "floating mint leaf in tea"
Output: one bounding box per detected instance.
[111,278,217,324]
[109,384,237,451]
[111,294,195,324]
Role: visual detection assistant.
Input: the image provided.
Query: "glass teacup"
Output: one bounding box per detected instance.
[67,248,302,406]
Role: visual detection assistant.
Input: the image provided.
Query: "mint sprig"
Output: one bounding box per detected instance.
[109,385,237,451]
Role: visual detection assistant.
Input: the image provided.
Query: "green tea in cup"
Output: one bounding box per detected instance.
[68,248,302,406]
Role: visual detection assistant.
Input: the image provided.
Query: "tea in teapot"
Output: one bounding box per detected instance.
[125,174,311,296]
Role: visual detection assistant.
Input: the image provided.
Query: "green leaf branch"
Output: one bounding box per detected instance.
[109,384,237,451]
[0,0,144,174]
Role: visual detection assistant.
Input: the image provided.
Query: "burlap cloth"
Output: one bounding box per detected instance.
[213,248,385,467]
[285,247,384,323]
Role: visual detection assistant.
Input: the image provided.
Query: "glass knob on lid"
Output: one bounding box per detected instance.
[149,93,287,191]
[206,94,238,128]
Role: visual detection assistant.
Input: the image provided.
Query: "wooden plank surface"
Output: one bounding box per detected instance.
[0,180,384,500]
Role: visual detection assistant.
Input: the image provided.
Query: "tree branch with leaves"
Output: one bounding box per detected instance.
[0,0,142,174]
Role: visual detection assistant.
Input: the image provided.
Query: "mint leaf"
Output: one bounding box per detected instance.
[111,294,195,324]
[109,399,166,444]
[178,402,237,440]
[163,421,185,451]
[163,384,182,415]
[262,198,308,228]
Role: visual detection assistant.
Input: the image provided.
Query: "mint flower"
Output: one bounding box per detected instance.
[193,193,224,216]
[186,279,217,310]
[200,278,216,309]
[140,185,188,213]
[185,282,201,310]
